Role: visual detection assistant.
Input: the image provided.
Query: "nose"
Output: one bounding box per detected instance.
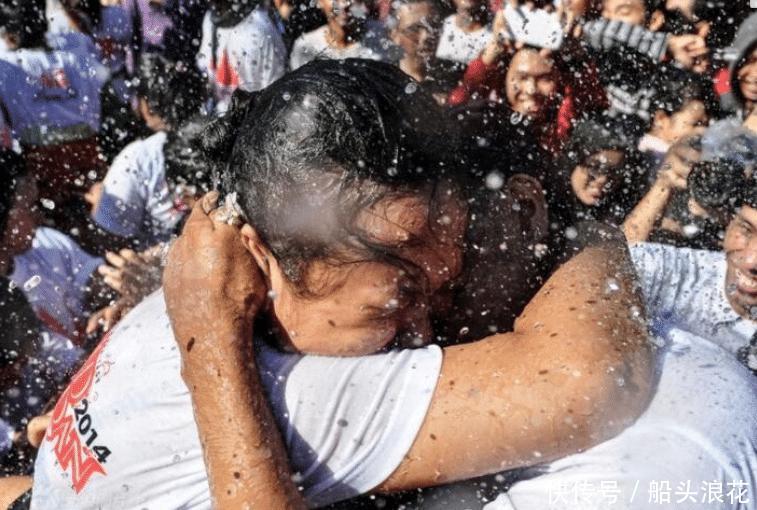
[742,242,757,275]
[521,78,537,95]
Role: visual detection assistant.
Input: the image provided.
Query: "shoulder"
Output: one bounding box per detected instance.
[296,25,327,47]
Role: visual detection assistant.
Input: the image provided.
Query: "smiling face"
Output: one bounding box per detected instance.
[505,49,559,123]
[261,182,468,356]
[653,100,709,145]
[570,149,625,207]
[724,205,757,320]
[738,47,757,115]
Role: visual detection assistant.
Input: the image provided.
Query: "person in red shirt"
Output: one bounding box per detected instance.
[448,10,606,155]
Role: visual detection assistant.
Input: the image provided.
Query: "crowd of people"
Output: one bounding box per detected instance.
[0,0,756,508]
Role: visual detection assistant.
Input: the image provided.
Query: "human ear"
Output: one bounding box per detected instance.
[240,224,275,279]
[506,174,549,242]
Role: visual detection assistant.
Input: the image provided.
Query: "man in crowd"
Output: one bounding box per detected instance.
[18,61,755,510]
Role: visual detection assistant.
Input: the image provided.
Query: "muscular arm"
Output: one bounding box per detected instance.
[378,241,654,491]
[165,196,306,510]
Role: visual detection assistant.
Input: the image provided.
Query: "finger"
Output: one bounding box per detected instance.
[105,251,126,269]
[98,264,122,279]
[118,249,139,264]
[85,311,103,335]
[183,193,216,231]
[104,275,124,293]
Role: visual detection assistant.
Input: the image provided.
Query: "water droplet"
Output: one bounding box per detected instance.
[404,82,418,94]
[485,171,504,190]
[24,275,41,291]
[40,198,55,210]
[565,227,578,240]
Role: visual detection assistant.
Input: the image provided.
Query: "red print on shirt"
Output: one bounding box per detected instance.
[46,333,113,493]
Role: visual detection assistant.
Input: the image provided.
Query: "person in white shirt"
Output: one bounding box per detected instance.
[289,0,394,70]
[92,55,207,250]
[197,0,287,112]
[0,0,105,238]
[434,0,491,65]
[25,60,654,510]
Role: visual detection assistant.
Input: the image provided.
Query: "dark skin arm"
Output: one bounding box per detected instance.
[163,193,306,510]
[165,193,653,496]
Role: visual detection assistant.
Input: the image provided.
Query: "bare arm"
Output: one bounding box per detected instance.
[622,141,694,243]
[164,194,306,510]
[622,179,675,243]
[378,240,654,491]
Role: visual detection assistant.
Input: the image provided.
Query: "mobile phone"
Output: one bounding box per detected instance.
[503,4,564,50]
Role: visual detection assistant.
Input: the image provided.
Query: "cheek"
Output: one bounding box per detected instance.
[570,169,588,194]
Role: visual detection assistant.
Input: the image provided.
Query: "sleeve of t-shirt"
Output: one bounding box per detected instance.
[94,141,148,238]
[257,343,443,507]
[48,229,103,303]
[629,242,711,326]
[289,36,308,71]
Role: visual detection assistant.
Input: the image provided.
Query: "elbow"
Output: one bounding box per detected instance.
[560,333,655,448]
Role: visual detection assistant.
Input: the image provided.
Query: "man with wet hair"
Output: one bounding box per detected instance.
[26,60,757,510]
[26,59,653,509]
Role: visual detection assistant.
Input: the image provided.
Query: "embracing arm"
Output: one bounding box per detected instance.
[164,195,306,510]
[378,239,654,491]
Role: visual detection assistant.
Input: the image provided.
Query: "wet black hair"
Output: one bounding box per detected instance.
[60,0,102,34]
[650,73,716,118]
[136,54,207,130]
[203,58,463,291]
[0,276,40,370]
[0,0,47,49]
[209,0,260,27]
[689,159,757,215]
[0,149,28,236]
[164,115,214,193]
[554,118,647,223]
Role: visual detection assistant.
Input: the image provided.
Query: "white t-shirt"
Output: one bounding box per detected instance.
[30,290,441,509]
[0,44,103,145]
[93,131,185,246]
[46,0,135,103]
[630,243,757,356]
[289,23,394,71]
[469,243,757,510]
[10,227,102,341]
[197,6,287,112]
[435,15,491,64]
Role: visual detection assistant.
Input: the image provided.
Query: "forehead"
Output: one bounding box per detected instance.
[736,206,757,228]
[510,50,555,75]
[585,148,625,164]
[397,1,436,21]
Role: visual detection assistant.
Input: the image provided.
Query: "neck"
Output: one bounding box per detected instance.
[399,56,429,82]
[327,21,354,47]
